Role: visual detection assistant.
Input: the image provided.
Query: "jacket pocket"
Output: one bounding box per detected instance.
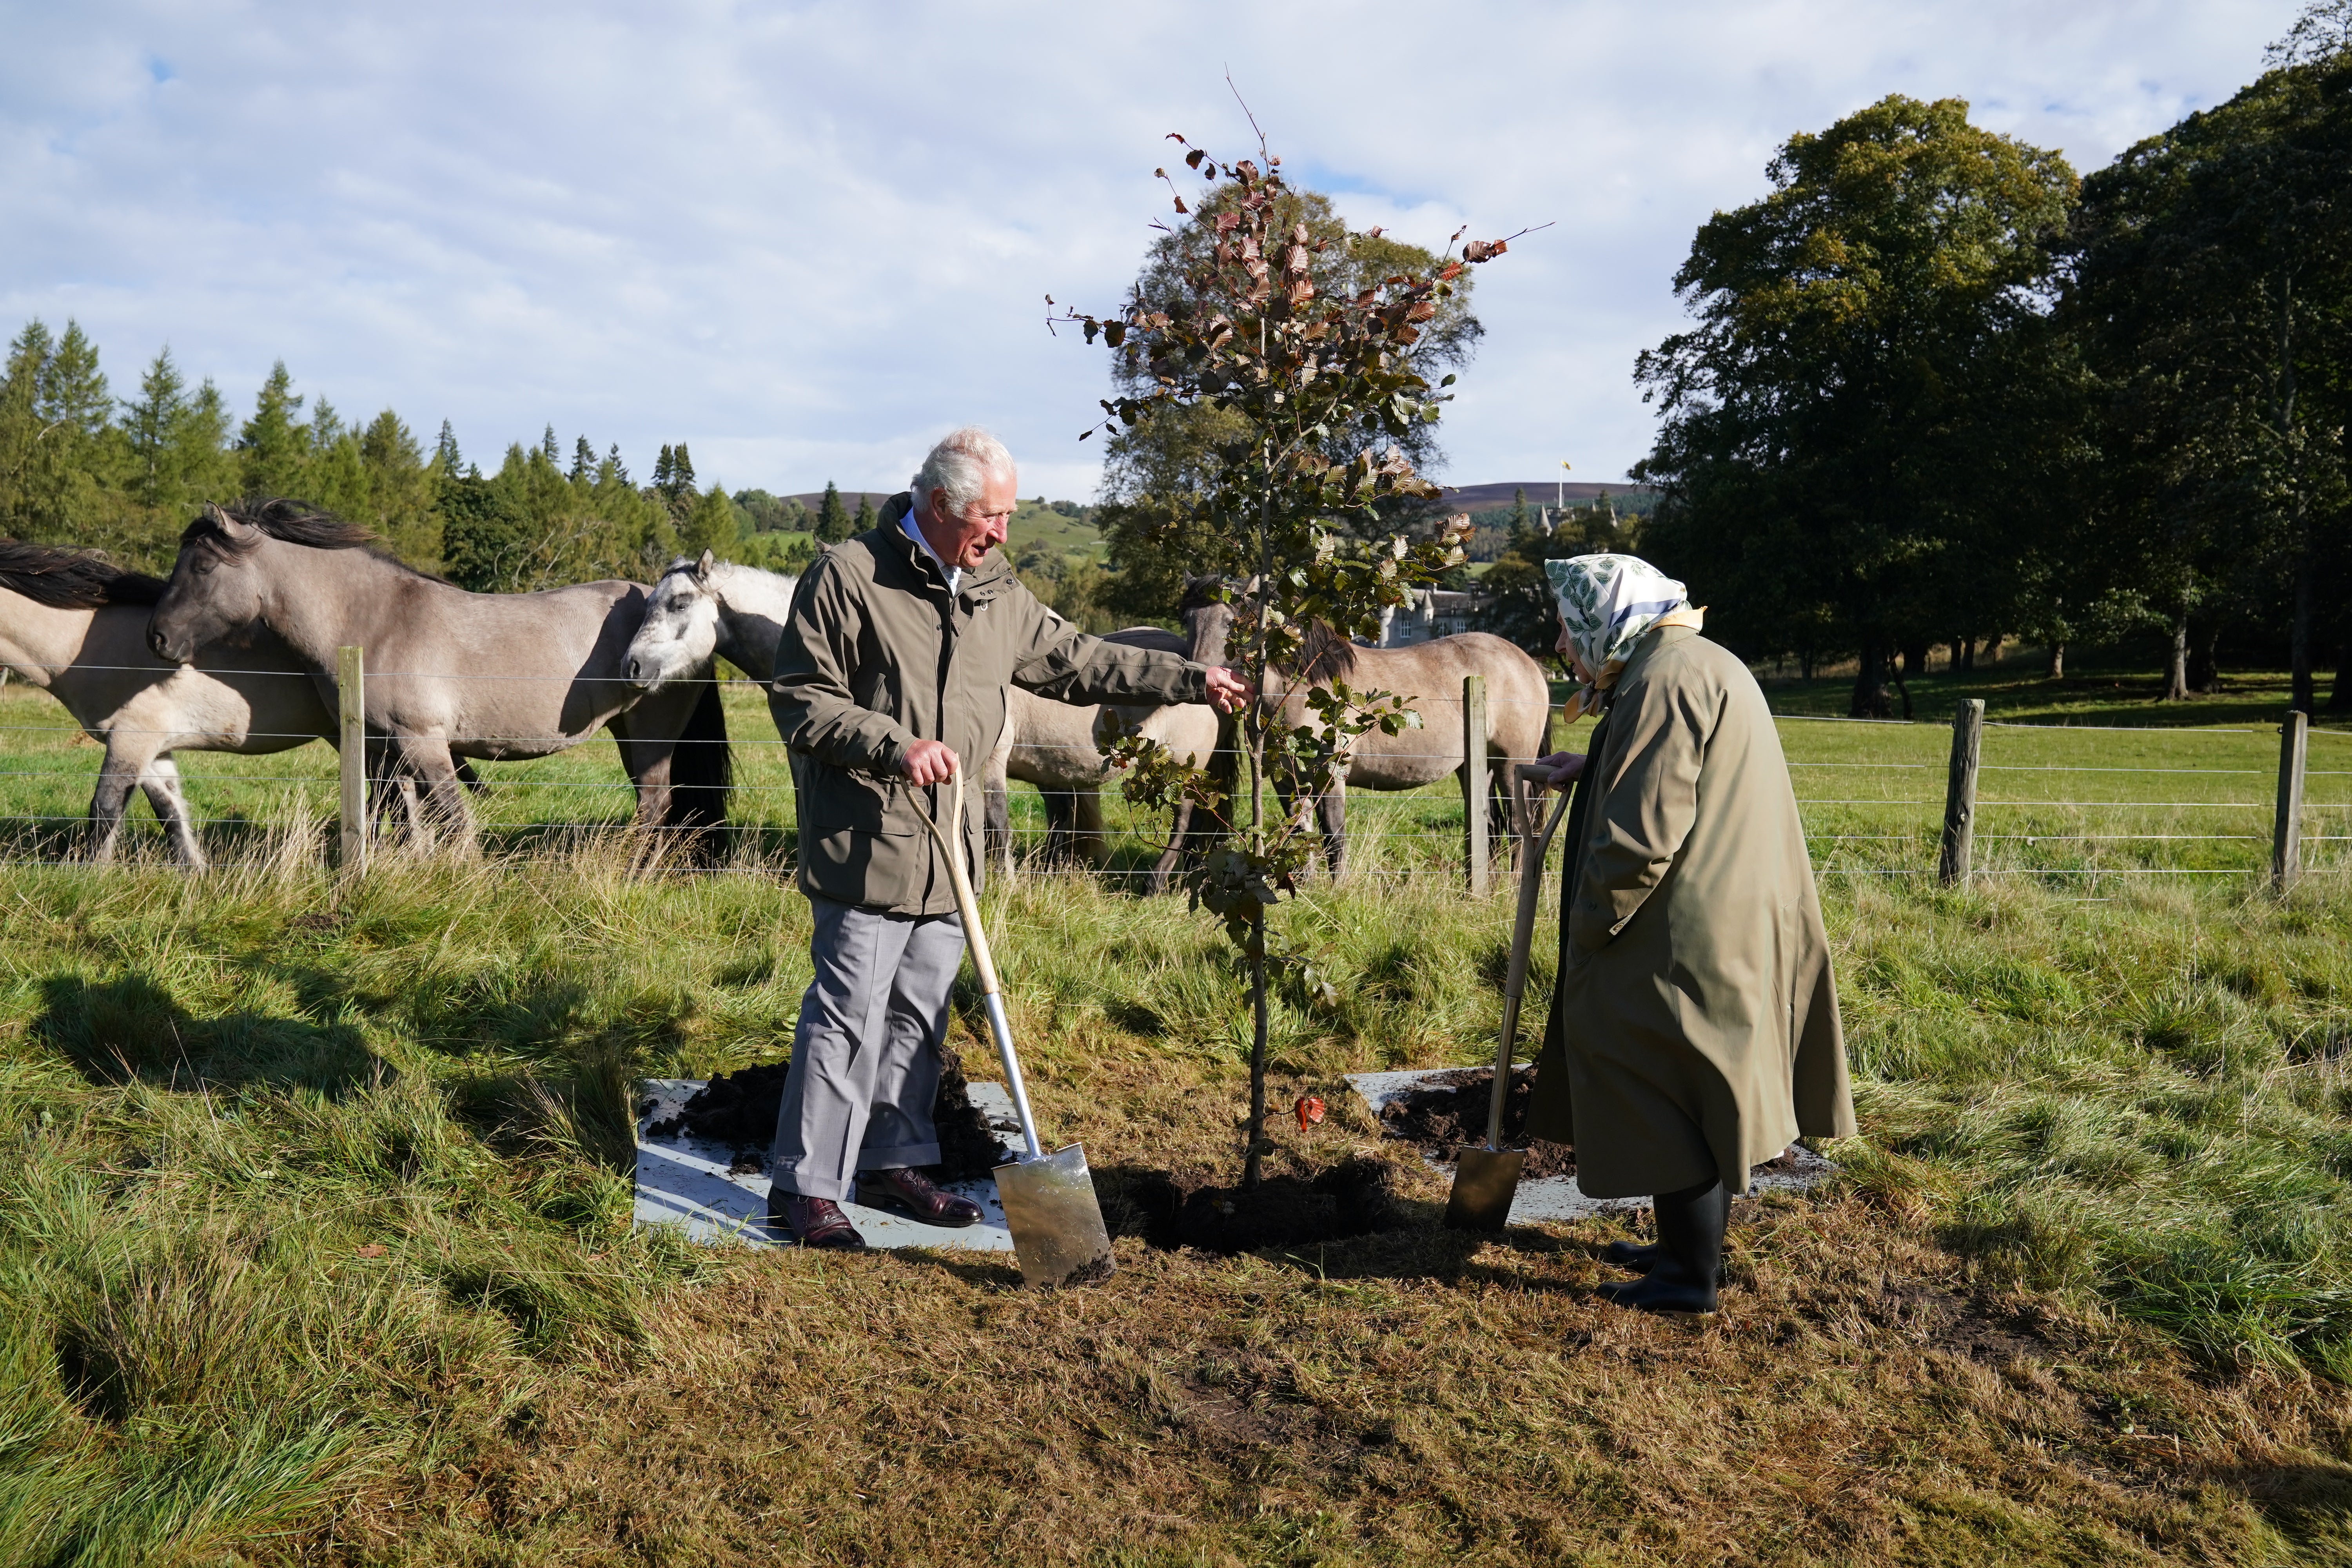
[804,764,919,837]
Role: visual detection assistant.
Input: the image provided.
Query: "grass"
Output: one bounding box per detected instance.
[5,664,2352,1560]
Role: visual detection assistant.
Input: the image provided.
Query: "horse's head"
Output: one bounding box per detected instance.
[626,550,720,690]
[1179,574,1241,668]
[149,505,272,664]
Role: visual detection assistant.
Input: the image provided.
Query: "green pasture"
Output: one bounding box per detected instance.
[5,665,2347,886]
[5,661,2352,1559]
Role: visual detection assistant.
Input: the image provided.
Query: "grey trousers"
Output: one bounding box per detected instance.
[768,895,966,1201]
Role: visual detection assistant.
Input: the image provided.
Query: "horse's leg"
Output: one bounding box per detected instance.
[985,781,1013,874]
[1320,771,1347,881]
[397,734,477,857]
[1040,789,1075,866]
[1074,785,1107,868]
[1149,801,1192,895]
[85,740,147,865]
[137,755,206,869]
[606,705,676,833]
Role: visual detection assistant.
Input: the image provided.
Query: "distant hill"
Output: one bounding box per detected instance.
[782,490,895,514]
[1437,481,1657,512]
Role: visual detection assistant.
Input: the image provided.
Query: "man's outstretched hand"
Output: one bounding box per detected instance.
[900,739,960,786]
[1203,666,1253,714]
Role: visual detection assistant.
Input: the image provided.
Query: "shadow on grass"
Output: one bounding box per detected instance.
[2210,1460,2352,1554]
[32,970,385,1097]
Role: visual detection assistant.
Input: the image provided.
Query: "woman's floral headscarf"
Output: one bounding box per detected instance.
[1544,554,1705,719]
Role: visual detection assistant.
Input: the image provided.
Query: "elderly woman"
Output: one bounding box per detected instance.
[1528,555,1856,1317]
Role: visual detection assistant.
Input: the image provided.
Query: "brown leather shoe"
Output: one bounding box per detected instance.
[856,1167,984,1228]
[771,1190,868,1250]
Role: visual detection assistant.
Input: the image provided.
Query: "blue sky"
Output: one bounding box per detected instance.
[0,0,2307,501]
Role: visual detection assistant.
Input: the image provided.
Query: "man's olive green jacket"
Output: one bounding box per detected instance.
[768,494,1211,915]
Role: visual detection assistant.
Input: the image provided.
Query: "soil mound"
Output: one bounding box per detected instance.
[1377,1067,1576,1180]
[644,1043,1012,1183]
[1165,1158,1405,1254]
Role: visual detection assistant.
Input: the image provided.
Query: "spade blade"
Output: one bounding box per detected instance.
[1445,1145,1525,1233]
[993,1143,1115,1287]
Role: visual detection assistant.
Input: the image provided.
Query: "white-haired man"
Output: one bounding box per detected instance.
[763,427,1250,1248]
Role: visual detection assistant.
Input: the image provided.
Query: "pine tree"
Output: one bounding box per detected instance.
[852,493,877,536]
[240,362,308,498]
[680,483,739,557]
[1509,486,1528,536]
[652,444,675,492]
[542,424,560,464]
[124,347,189,508]
[171,379,237,506]
[815,480,851,543]
[570,435,596,484]
[433,419,463,474]
[39,321,112,439]
[607,443,629,485]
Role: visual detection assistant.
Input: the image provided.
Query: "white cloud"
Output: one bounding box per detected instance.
[0,0,2306,499]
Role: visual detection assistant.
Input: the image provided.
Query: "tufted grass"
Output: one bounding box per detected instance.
[0,828,2349,1560]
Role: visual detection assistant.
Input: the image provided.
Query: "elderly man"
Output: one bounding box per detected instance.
[1528,554,1856,1316]
[764,426,1250,1249]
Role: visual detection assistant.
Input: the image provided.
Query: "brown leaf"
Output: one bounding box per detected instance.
[1463,238,1508,263]
[356,1243,387,1258]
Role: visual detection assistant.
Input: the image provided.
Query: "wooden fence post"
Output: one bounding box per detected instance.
[1938,698,1984,886]
[1462,673,1488,895]
[2274,709,2308,893]
[338,645,367,875]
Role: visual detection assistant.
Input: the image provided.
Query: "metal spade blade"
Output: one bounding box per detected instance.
[1445,766,1575,1233]
[993,1143,1115,1288]
[913,768,1116,1287]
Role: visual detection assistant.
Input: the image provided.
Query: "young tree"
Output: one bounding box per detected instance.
[851,492,877,536]
[570,435,597,484]
[1058,128,1501,1189]
[1091,180,1483,621]
[434,419,464,475]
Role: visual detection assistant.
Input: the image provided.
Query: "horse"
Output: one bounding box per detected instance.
[147,501,731,858]
[980,634,1222,884]
[0,541,340,866]
[1184,590,1552,880]
[619,553,1218,887]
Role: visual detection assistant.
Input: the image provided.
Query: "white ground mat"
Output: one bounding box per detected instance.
[633,1077,1020,1252]
[1346,1067,1835,1225]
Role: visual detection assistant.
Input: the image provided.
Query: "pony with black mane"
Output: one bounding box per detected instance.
[0,538,342,865]
[150,499,731,858]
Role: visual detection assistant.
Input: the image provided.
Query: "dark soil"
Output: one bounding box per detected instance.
[1117,1158,1406,1254]
[642,1042,1012,1183]
[1377,1067,1576,1179]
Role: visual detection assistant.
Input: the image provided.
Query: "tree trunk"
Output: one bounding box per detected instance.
[1985,635,2004,664]
[2163,608,2190,702]
[1243,918,1268,1190]
[2292,545,2316,715]
[2045,642,2066,681]
[1799,646,1815,682]
[1850,637,1893,719]
[1900,641,1931,681]
[2330,639,2352,712]
[1958,635,1976,673]
[2189,624,2222,694]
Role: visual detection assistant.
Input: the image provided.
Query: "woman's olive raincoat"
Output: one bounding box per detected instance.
[1525,623,1857,1197]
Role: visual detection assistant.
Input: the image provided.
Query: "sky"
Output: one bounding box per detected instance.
[0,0,2310,502]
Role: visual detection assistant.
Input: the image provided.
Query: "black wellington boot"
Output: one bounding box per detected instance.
[1595,1178,1726,1317]
[1603,1239,1667,1274]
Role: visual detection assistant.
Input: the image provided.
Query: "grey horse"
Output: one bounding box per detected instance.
[147,501,730,857]
[0,541,335,866]
[1184,587,1552,880]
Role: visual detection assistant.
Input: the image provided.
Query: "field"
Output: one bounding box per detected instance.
[5,660,2352,1563]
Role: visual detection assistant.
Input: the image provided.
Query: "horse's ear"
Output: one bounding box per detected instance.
[204,504,254,540]
[695,549,715,581]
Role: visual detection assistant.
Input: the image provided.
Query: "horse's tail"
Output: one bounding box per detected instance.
[670,681,732,862]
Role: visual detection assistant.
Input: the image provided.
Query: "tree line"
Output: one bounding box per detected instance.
[0,337,929,592]
[1619,8,2352,716]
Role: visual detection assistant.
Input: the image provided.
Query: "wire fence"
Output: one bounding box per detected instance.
[2,656,2347,892]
